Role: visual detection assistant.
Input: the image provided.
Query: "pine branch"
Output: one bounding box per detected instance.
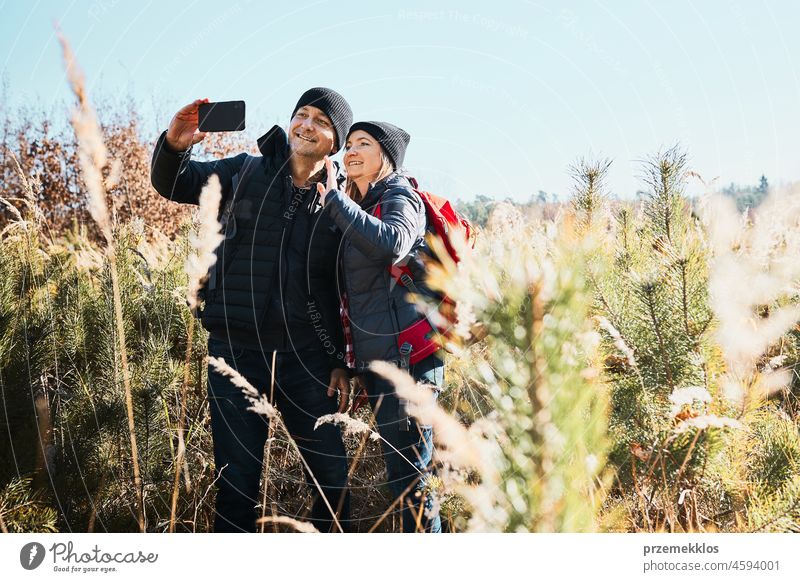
[641,281,675,391]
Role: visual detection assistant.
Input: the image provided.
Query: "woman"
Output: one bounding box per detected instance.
[316,121,443,533]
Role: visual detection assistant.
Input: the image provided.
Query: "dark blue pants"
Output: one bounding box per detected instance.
[363,351,444,533]
[206,337,350,532]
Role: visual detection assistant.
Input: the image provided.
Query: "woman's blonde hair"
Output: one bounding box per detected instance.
[345,149,395,204]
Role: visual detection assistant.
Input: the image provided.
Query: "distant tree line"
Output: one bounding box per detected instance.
[456,175,773,228]
[455,191,559,228]
[721,174,770,211]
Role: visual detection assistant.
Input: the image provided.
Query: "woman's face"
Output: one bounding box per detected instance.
[343,130,384,181]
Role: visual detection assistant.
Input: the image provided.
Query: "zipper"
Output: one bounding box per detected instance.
[341,243,357,365]
[277,175,295,350]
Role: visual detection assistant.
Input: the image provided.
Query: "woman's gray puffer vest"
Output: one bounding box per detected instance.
[324,172,434,370]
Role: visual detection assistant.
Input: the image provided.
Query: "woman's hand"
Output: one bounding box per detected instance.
[327,368,351,413]
[316,156,337,204]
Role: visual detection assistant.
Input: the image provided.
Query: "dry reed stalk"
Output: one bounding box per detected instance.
[527,279,555,531]
[87,471,107,533]
[169,315,194,533]
[56,29,145,532]
[170,174,223,532]
[366,476,423,533]
[260,350,277,533]
[32,392,53,490]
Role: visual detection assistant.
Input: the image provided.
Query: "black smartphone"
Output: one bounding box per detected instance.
[198,100,246,132]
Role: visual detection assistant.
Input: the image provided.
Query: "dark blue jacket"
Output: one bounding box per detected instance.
[324,173,432,368]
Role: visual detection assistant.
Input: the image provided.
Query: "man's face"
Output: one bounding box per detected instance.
[288,105,336,159]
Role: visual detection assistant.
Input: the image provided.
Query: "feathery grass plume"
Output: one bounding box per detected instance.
[0,193,25,226]
[370,363,494,472]
[315,409,426,482]
[185,175,224,312]
[57,29,145,532]
[315,413,381,441]
[56,29,112,243]
[256,515,319,533]
[8,151,39,208]
[207,356,277,419]
[667,384,743,433]
[702,187,800,404]
[0,151,47,235]
[668,385,713,418]
[674,415,744,433]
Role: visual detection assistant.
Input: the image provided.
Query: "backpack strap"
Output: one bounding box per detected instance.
[227,155,261,213]
[218,154,263,234]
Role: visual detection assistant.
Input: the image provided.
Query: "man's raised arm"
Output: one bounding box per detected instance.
[150,98,247,205]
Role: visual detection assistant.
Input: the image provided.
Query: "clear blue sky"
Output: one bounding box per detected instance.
[2,0,799,201]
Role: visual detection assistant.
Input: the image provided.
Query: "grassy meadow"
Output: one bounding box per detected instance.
[1,41,799,534]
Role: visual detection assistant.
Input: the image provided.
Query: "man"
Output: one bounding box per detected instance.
[150,88,353,532]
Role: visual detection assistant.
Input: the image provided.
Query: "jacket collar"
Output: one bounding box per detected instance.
[360,172,412,209]
[256,125,289,159]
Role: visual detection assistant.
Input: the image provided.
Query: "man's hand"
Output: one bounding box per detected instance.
[166,98,209,151]
[327,368,350,413]
[316,156,337,204]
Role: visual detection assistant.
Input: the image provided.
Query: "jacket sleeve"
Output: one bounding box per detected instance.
[150,130,248,205]
[323,187,424,264]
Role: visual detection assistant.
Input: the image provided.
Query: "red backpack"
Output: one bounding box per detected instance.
[347,178,474,412]
[372,177,475,364]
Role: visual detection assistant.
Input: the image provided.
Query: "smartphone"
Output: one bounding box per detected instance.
[198,100,246,132]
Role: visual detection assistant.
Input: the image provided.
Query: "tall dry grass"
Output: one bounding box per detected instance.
[0,33,799,533]
[57,30,145,532]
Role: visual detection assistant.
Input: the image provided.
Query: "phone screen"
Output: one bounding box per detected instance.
[198,101,246,132]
